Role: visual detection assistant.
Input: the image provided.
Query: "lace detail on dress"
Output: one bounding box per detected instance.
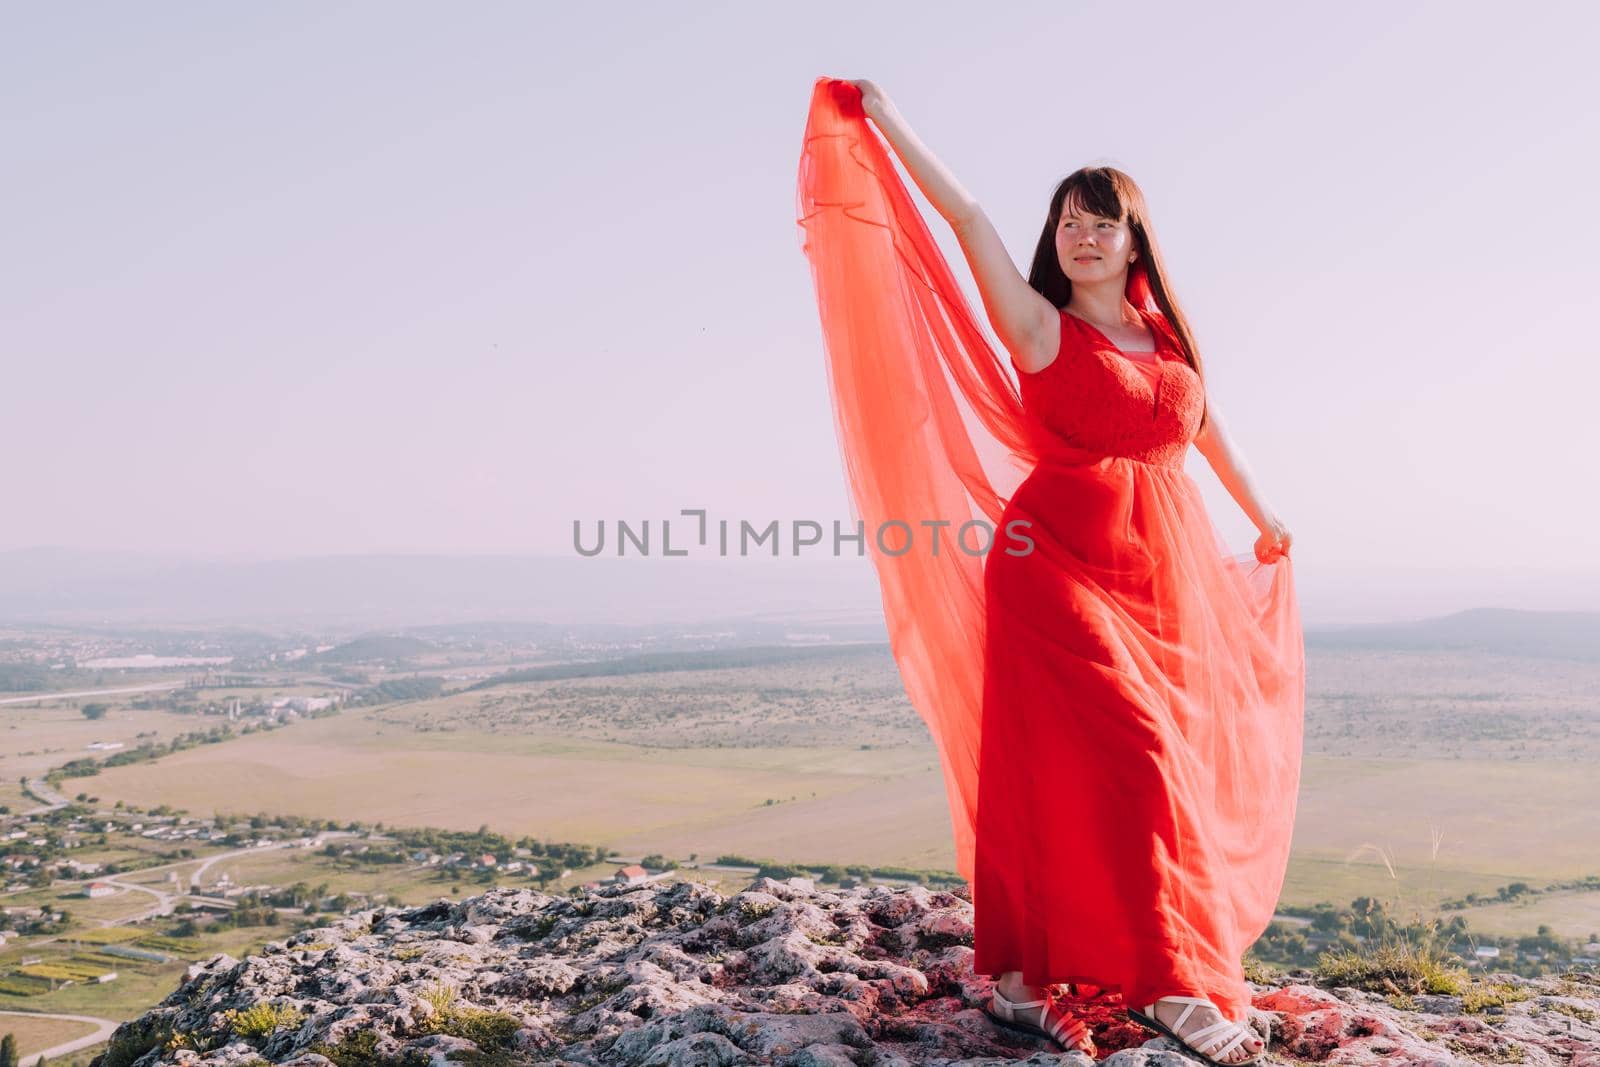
[1015,308,1204,469]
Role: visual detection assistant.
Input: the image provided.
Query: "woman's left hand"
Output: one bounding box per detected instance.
[1254,517,1293,564]
[841,77,890,118]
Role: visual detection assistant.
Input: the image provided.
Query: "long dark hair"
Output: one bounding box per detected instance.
[1026,167,1208,434]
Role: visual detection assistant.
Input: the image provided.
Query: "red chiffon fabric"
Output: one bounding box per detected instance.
[794,77,1303,1020]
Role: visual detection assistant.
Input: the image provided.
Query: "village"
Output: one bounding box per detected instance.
[0,797,692,1005]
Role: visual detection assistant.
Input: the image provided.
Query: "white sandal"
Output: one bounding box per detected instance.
[985,986,1097,1054]
[1127,994,1267,1065]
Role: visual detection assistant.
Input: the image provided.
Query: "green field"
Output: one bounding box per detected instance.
[0,924,284,1021]
[9,644,1599,938]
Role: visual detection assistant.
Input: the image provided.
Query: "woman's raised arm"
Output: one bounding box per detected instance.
[849,79,1060,371]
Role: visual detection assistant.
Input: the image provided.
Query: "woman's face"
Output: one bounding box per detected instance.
[1055,196,1137,281]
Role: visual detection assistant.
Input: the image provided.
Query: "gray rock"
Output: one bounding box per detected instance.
[83,878,1600,1066]
[1413,994,1464,1014]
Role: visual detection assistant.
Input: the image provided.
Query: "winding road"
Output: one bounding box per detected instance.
[1,832,359,1061]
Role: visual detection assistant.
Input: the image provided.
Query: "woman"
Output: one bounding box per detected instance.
[795,77,1302,1064]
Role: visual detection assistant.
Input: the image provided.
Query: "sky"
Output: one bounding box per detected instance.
[4,2,1597,610]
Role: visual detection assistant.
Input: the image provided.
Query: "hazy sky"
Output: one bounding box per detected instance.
[5,3,1596,589]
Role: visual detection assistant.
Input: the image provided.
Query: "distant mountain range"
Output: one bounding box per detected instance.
[1305,605,1600,660]
[0,546,884,629]
[0,548,1596,661]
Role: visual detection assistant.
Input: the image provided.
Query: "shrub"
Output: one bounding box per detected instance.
[1315,927,1468,995]
[415,981,521,1053]
[224,1001,306,1039]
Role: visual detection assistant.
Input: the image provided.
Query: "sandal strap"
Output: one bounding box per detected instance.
[993,990,1093,1051]
[1144,996,1256,1059]
[995,989,1048,1012]
[1145,996,1204,1032]
[1183,1019,1246,1048]
[1045,1011,1091,1046]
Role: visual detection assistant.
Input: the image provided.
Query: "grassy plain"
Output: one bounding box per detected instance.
[16,645,1600,936]
[0,1014,101,1060]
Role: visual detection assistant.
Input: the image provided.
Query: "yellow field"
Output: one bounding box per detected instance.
[1,695,218,799]
[37,887,163,924]
[1292,755,1600,878]
[0,778,29,812]
[78,722,942,861]
[1451,888,1600,939]
[9,647,1599,939]
[0,1013,101,1060]
[69,703,1599,905]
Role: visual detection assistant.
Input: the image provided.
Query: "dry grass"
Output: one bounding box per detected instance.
[0,1013,102,1059]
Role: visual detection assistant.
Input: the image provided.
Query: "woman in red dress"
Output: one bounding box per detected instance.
[796,77,1301,1064]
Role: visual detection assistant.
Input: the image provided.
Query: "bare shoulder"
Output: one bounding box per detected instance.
[1008,302,1063,375]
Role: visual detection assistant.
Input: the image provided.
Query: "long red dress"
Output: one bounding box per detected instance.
[794,78,1303,1022]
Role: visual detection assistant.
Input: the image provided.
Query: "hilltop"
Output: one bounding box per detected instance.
[87,878,1600,1066]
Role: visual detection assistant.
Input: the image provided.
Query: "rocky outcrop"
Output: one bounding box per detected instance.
[89,877,1600,1066]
